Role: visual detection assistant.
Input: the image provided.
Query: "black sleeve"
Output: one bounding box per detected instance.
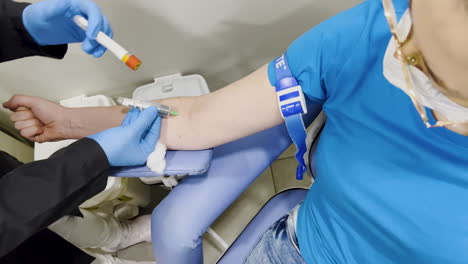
[0,229,95,264]
[0,151,23,176]
[0,138,109,258]
[0,0,67,63]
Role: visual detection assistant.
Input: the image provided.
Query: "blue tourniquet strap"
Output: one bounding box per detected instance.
[285,115,308,180]
[274,54,308,180]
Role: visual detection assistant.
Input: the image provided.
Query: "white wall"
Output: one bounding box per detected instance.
[0,0,362,131]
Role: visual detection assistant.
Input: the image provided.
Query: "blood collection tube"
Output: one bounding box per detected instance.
[73,15,142,71]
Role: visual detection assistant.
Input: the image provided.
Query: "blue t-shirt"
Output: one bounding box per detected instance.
[268,0,468,263]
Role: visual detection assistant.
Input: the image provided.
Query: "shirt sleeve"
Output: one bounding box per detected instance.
[0,0,67,63]
[0,151,23,176]
[0,138,109,257]
[267,0,373,103]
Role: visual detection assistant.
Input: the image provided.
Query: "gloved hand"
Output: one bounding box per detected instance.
[88,107,162,167]
[22,0,112,58]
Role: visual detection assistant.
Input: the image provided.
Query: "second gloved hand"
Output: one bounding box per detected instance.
[88,107,161,167]
[22,0,112,57]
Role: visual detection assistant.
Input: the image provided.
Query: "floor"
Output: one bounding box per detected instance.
[117,143,313,263]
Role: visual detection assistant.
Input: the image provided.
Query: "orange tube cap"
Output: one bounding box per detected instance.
[125,55,142,71]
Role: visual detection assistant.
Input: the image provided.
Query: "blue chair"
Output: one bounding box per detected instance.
[217,188,308,264]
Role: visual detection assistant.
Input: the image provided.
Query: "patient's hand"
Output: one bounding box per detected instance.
[3,95,71,142]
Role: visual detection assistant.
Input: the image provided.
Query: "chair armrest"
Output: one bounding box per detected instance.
[109,149,213,178]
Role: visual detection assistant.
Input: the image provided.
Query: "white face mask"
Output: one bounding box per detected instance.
[383,11,468,123]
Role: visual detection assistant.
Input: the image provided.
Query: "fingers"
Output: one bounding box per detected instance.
[79,0,104,54]
[78,0,113,58]
[34,130,62,143]
[3,95,38,111]
[79,0,103,40]
[82,38,100,56]
[131,107,159,137]
[102,15,113,39]
[121,107,140,126]
[91,16,112,58]
[14,119,43,131]
[10,109,44,141]
[92,44,107,58]
[71,0,111,57]
[46,0,69,16]
[143,116,162,149]
[80,17,110,58]
[19,125,44,140]
[34,134,47,143]
[10,109,34,122]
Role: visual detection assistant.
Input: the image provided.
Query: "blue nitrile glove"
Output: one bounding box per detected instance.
[88,107,162,167]
[22,0,113,58]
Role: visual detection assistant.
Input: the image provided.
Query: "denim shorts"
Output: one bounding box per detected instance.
[244,204,306,264]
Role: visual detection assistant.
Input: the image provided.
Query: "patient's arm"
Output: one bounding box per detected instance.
[4,64,284,150]
[159,64,283,150]
[2,97,127,143]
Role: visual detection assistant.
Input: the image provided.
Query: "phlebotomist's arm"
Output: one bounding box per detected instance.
[0,138,109,258]
[0,0,66,63]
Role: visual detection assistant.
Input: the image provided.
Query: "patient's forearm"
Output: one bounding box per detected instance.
[67,106,128,139]
[68,64,283,150]
[66,97,212,150]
